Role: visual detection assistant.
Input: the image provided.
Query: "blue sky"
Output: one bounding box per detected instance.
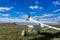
[0,0,60,23]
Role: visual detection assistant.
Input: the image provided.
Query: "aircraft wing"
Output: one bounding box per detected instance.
[29,18,60,30]
[43,24,60,30]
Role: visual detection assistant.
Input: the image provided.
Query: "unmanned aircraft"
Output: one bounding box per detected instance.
[14,14,60,36]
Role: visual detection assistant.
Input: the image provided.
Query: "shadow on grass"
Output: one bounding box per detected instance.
[29,32,60,40]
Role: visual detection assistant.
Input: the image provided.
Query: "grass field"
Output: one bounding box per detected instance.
[0,23,60,40]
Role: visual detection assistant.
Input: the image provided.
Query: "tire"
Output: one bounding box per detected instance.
[22,30,27,36]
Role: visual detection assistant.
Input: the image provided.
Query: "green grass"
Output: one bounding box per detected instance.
[0,23,60,40]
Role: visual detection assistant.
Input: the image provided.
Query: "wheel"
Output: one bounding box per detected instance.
[37,30,40,34]
[36,29,40,34]
[21,30,27,36]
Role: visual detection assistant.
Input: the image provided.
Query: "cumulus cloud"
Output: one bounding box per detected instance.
[35,1,39,4]
[20,12,36,19]
[32,14,60,24]
[38,17,60,24]
[33,14,55,22]
[57,16,60,19]
[33,16,59,24]
[52,1,60,6]
[0,13,2,15]
[33,14,55,19]
[16,12,24,14]
[2,14,11,16]
[20,14,28,19]
[0,7,13,12]
[30,12,36,14]
[58,14,60,15]
[33,16,39,19]
[53,9,60,13]
[14,3,17,5]
[29,5,43,9]
[0,18,22,23]
[40,14,54,18]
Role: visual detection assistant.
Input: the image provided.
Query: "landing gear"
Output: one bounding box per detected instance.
[34,29,40,34]
[37,30,40,34]
[21,29,40,36]
[21,30,27,36]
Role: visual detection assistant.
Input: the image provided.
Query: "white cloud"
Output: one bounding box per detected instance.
[33,16,39,19]
[58,14,60,15]
[57,16,60,19]
[0,13,11,17]
[0,17,27,23]
[0,7,13,12]
[33,16,60,24]
[14,3,17,5]
[38,17,60,24]
[52,1,60,6]
[40,14,54,18]
[0,13,2,15]
[20,14,28,19]
[0,18,19,23]
[53,9,60,13]
[33,14,55,19]
[35,1,39,4]
[2,14,11,16]
[32,14,60,24]
[29,5,43,9]
[39,7,43,9]
[30,12,36,14]
[33,16,40,20]
[0,15,60,24]
[16,12,24,14]
[10,7,14,8]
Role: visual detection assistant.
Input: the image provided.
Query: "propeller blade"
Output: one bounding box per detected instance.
[28,13,30,18]
[27,14,30,21]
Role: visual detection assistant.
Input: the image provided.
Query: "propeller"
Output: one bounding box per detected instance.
[26,13,30,21]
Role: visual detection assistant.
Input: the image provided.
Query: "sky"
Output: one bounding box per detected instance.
[0,0,60,23]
